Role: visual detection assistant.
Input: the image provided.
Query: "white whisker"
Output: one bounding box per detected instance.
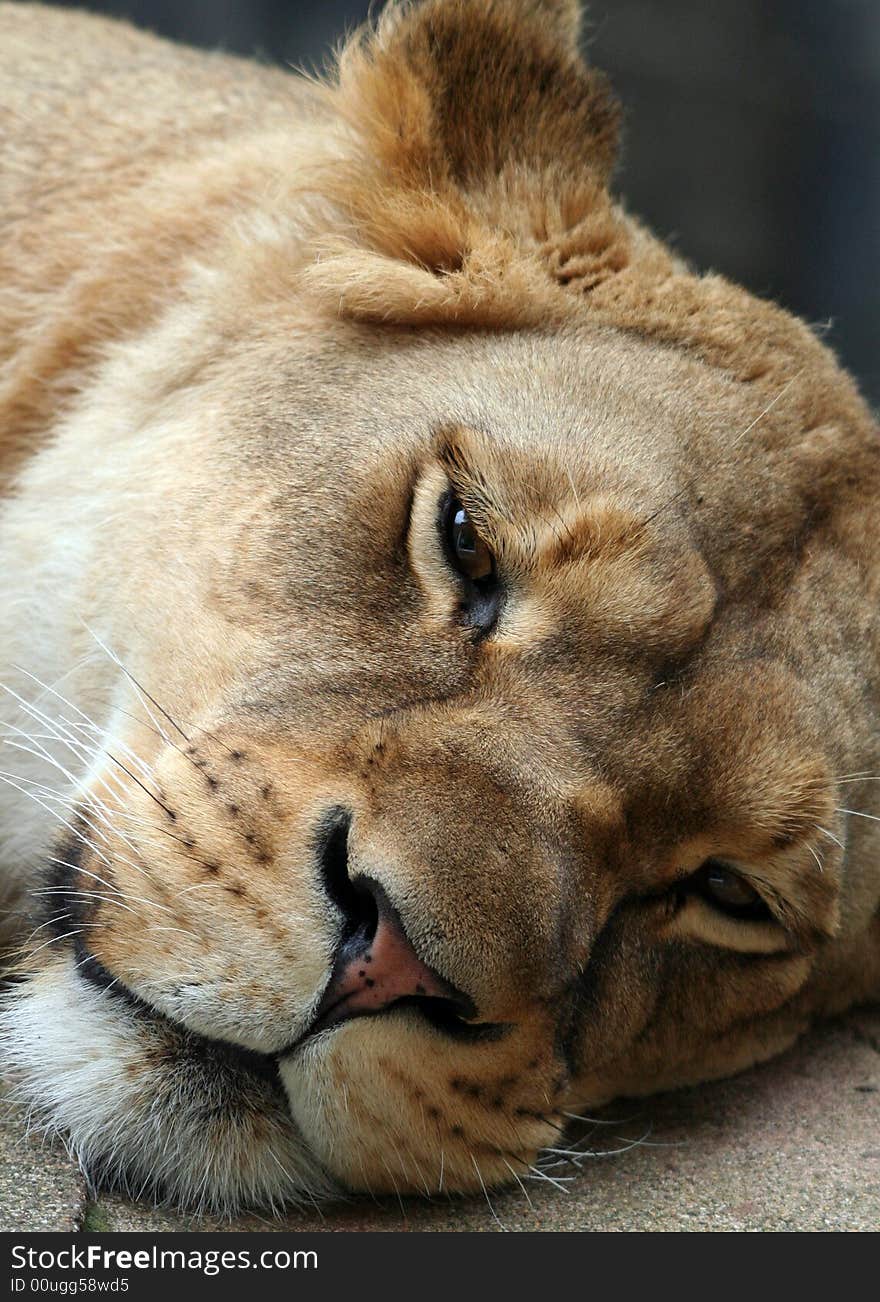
[836,807,880,825]
[25,928,82,957]
[501,1157,533,1209]
[526,1164,571,1191]
[470,1153,506,1230]
[0,771,113,864]
[728,370,803,451]
[806,842,824,873]
[32,889,139,916]
[814,824,844,850]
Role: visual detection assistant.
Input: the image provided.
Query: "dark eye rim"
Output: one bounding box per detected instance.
[687,857,775,923]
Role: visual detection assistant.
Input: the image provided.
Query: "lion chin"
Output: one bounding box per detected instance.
[0,0,878,1214]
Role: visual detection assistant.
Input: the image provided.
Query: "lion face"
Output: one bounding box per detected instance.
[1,0,878,1212]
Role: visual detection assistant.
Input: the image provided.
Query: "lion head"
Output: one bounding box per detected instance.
[0,0,878,1212]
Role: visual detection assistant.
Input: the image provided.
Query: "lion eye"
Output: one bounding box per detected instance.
[443,495,495,582]
[693,859,771,920]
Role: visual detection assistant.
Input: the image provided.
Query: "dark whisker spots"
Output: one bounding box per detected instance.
[449,1077,482,1100]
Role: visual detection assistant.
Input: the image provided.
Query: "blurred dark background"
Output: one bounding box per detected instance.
[48,0,879,407]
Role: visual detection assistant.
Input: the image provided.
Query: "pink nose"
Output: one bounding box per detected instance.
[314,903,461,1032]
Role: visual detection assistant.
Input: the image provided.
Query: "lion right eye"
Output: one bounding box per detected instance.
[690,859,772,921]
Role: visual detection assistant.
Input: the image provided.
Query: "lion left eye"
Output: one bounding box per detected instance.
[692,859,771,920]
[442,494,495,582]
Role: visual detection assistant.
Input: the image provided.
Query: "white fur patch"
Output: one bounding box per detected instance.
[0,951,335,1213]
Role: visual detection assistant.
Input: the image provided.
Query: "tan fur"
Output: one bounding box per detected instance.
[0,0,877,1211]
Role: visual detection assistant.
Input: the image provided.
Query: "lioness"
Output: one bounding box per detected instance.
[0,0,877,1213]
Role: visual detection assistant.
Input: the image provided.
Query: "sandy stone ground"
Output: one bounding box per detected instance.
[2,1006,877,1233]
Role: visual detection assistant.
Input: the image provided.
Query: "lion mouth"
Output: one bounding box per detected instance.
[73,930,504,1074]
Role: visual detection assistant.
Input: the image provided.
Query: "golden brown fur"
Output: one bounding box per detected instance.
[0,0,877,1211]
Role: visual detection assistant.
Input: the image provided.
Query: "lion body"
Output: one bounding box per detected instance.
[0,0,877,1211]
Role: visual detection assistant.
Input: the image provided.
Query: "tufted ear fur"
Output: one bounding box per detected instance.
[353,0,611,186]
[513,0,584,45]
[299,0,626,325]
[379,0,586,60]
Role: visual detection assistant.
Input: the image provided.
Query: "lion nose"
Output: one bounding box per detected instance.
[313,810,475,1031]
[317,898,457,1027]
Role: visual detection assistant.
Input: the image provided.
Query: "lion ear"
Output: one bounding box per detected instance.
[330,0,618,199]
[304,0,623,323]
[376,0,584,62]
